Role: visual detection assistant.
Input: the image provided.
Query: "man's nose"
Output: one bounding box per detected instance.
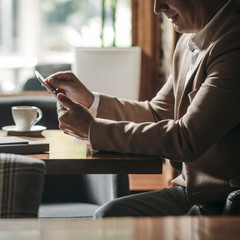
[154,0,168,14]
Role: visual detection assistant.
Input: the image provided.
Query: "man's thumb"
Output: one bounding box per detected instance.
[57,93,74,109]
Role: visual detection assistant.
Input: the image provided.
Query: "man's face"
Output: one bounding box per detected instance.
[154,0,213,33]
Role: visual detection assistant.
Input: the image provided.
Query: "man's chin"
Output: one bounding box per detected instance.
[173,24,195,34]
[173,24,199,33]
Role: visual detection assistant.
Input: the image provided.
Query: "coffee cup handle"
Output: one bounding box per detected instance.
[33,108,43,125]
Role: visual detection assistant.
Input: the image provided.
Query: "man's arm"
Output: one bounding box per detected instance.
[95,74,175,123]
[47,70,175,124]
[89,33,240,161]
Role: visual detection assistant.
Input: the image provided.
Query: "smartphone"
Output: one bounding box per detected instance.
[35,71,58,100]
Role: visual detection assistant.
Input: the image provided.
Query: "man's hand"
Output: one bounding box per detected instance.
[57,93,94,140]
[45,71,94,109]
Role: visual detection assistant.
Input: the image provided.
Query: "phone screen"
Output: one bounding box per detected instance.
[35,71,58,100]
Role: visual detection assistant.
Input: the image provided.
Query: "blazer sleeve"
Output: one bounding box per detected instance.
[96,74,175,123]
[90,28,240,162]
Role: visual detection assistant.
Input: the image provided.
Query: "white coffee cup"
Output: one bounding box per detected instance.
[12,106,43,131]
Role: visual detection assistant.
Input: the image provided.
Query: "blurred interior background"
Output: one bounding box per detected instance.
[0,0,132,93]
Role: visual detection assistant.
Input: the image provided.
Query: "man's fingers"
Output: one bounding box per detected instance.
[57,93,75,110]
[46,71,74,88]
[47,77,69,90]
[48,71,72,80]
[57,101,67,117]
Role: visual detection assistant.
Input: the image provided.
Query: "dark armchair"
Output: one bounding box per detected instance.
[39,174,129,218]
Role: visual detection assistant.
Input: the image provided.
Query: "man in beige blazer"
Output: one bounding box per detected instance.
[46,0,240,216]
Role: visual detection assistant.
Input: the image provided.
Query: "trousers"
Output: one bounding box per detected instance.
[94,186,222,218]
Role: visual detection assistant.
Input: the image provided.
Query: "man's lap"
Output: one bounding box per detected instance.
[94,186,192,218]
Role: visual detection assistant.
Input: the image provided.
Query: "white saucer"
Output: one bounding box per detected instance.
[2,125,47,136]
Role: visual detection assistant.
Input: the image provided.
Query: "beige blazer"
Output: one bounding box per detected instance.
[90,0,240,205]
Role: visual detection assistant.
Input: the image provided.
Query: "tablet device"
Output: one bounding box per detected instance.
[35,71,58,100]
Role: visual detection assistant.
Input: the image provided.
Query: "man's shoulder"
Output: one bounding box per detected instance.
[209,25,240,62]
[210,0,240,42]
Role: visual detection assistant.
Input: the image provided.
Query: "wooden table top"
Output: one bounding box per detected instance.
[0,216,239,240]
[0,130,162,175]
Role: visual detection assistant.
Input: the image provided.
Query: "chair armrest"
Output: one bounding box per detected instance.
[222,190,240,215]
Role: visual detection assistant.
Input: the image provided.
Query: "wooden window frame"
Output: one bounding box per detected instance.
[131,0,161,101]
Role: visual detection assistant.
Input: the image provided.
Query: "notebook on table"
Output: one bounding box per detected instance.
[0,137,49,154]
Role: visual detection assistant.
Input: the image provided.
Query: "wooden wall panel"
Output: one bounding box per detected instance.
[131,0,161,101]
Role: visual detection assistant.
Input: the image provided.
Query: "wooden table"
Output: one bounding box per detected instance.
[0,130,162,175]
[0,216,239,240]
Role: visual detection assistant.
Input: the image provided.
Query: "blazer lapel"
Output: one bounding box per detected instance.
[174,48,191,119]
[176,47,209,119]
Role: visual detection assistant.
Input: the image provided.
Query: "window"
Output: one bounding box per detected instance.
[0,0,131,93]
